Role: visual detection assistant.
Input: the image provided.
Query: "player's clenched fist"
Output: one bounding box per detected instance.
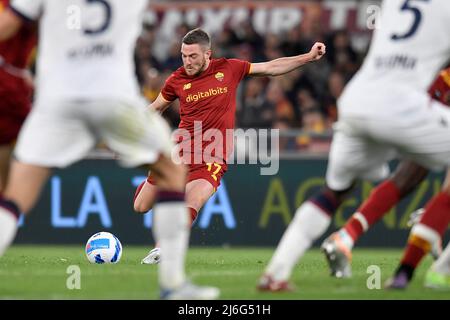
[308,42,326,61]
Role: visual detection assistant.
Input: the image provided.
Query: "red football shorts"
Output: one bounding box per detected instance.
[147,162,227,191]
[186,162,227,190]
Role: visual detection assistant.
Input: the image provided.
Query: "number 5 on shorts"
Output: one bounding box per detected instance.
[206,163,222,181]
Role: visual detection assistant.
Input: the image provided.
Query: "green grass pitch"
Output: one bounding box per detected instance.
[0,245,448,300]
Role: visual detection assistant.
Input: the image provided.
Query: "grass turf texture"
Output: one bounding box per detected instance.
[0,245,447,300]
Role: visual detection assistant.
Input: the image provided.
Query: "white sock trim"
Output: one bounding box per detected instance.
[411,223,440,244]
[353,212,369,232]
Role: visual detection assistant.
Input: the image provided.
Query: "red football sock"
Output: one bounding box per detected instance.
[343,217,365,242]
[344,180,401,241]
[400,235,430,269]
[401,192,450,268]
[419,192,450,236]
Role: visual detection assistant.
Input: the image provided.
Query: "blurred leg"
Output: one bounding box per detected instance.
[259,185,351,288]
[4,160,51,213]
[139,177,213,265]
[0,160,51,256]
[340,161,428,248]
[149,154,189,290]
[0,144,13,192]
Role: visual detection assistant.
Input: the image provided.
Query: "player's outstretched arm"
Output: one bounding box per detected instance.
[249,42,326,77]
[148,93,173,114]
[0,8,23,41]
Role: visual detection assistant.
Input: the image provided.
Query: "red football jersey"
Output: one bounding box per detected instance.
[0,0,37,144]
[428,67,450,106]
[161,58,251,168]
[0,0,37,96]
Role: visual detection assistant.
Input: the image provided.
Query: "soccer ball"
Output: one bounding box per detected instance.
[85,232,122,264]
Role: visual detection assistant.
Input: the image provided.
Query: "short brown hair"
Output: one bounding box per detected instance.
[182,28,211,49]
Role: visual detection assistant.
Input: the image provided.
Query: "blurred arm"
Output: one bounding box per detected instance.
[0,8,23,41]
[249,42,326,77]
[149,93,173,114]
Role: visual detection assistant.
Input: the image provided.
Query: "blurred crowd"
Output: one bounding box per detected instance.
[135,19,367,152]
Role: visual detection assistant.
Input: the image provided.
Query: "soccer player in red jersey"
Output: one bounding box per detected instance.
[258,67,450,292]
[0,0,222,300]
[0,0,36,192]
[133,28,326,264]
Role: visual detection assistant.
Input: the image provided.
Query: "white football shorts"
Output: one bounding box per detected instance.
[326,99,450,191]
[14,99,173,168]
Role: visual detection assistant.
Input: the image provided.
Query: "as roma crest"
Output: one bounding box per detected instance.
[215,72,224,82]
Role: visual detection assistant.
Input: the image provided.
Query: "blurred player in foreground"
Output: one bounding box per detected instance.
[258,0,450,291]
[133,28,326,264]
[321,67,450,289]
[320,67,450,281]
[0,0,218,300]
[0,0,36,192]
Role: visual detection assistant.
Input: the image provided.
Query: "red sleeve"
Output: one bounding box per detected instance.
[0,0,7,12]
[429,68,450,105]
[227,58,251,82]
[161,74,178,102]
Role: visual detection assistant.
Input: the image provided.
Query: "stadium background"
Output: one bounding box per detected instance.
[16,0,449,247]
